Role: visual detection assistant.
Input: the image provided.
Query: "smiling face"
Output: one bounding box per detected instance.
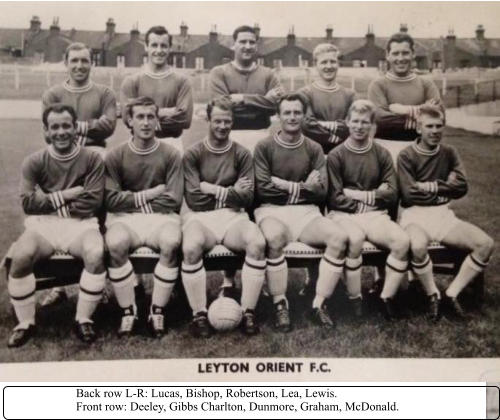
[418,114,445,150]
[209,106,233,143]
[65,48,91,85]
[316,51,339,83]
[347,110,373,143]
[146,33,170,69]
[278,100,305,135]
[128,104,158,142]
[44,111,77,154]
[233,31,257,65]
[386,41,414,77]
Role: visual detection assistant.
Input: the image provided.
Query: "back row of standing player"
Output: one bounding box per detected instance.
[6,25,493,347]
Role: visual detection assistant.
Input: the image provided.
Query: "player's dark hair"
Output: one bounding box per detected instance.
[233,25,256,41]
[386,32,415,52]
[64,42,91,62]
[125,96,159,121]
[145,25,171,46]
[42,104,78,128]
[277,93,308,114]
[206,97,234,120]
[419,103,446,124]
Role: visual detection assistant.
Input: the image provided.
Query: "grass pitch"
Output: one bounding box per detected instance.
[0,119,499,362]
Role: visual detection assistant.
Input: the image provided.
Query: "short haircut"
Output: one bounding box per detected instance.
[206,97,234,120]
[125,96,158,121]
[418,103,446,124]
[42,104,77,128]
[386,32,415,52]
[145,25,171,46]
[313,43,340,61]
[277,93,308,114]
[346,99,376,122]
[64,42,91,62]
[233,25,256,41]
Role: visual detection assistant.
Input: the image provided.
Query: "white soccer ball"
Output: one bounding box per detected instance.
[208,297,243,331]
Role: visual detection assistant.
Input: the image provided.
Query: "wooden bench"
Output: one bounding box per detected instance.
[3,241,483,302]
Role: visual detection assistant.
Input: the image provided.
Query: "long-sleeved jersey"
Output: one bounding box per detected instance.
[327,139,398,213]
[368,72,440,141]
[120,69,193,138]
[209,62,282,130]
[254,132,327,206]
[20,145,104,218]
[42,81,117,147]
[183,139,254,212]
[297,82,355,154]
[104,139,183,214]
[397,140,468,208]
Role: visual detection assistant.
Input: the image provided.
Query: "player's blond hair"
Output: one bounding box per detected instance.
[418,104,446,124]
[313,43,340,61]
[347,99,376,123]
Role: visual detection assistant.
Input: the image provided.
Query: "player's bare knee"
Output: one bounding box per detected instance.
[409,236,428,262]
[182,242,204,265]
[245,230,266,260]
[475,234,494,261]
[265,230,287,255]
[347,229,365,256]
[105,230,130,264]
[389,232,410,259]
[325,228,348,256]
[10,245,36,277]
[81,239,105,272]
[158,233,182,258]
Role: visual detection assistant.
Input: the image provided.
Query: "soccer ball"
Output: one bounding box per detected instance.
[208,297,243,331]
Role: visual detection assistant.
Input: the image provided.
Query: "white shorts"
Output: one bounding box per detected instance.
[254,204,323,241]
[182,208,249,244]
[106,212,181,245]
[328,210,391,235]
[230,129,269,155]
[399,204,459,242]
[375,138,411,167]
[24,215,99,252]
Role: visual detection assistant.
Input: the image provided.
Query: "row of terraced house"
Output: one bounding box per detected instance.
[1,16,500,70]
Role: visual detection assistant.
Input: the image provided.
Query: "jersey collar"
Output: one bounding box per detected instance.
[273,131,304,149]
[385,72,417,82]
[230,61,258,74]
[412,138,440,156]
[312,81,340,92]
[203,137,233,154]
[48,143,81,161]
[128,137,160,155]
[63,80,93,93]
[344,137,373,154]
[144,67,173,79]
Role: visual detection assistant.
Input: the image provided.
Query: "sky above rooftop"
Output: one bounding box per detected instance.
[1,1,499,38]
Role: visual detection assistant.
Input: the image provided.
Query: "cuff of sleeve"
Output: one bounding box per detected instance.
[134,191,147,208]
[140,203,154,214]
[367,190,376,206]
[57,204,71,218]
[215,186,228,209]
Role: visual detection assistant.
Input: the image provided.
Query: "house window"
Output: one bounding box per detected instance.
[117,55,125,67]
[257,57,264,66]
[195,57,204,70]
[273,59,282,69]
[92,52,100,66]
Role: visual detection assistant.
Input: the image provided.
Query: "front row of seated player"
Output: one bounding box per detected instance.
[6,95,493,348]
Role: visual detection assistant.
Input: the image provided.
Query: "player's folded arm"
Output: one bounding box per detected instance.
[397,154,440,207]
[253,146,290,205]
[435,149,468,199]
[326,154,359,213]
